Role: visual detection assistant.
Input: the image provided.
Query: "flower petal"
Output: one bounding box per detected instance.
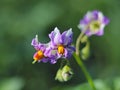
[31,35,38,46]
[92,10,99,20]
[96,29,104,36]
[98,11,104,22]
[84,29,93,36]
[41,58,49,63]
[50,59,57,64]
[85,11,93,21]
[61,28,73,45]
[103,16,110,25]
[31,35,40,50]
[64,46,75,58]
[49,27,61,46]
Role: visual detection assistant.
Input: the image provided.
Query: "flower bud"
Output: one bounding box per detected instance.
[55,65,73,82]
[81,35,88,43]
[81,41,90,60]
[55,69,64,82]
[61,65,73,82]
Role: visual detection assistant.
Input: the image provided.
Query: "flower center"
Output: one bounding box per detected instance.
[90,21,100,32]
[58,45,65,54]
[33,50,44,61]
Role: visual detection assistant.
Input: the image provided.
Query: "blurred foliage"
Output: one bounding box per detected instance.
[52,77,120,90]
[0,77,24,90]
[0,0,120,90]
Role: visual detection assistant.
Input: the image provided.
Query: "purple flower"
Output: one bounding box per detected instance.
[78,10,110,36]
[31,35,57,64]
[49,27,75,59]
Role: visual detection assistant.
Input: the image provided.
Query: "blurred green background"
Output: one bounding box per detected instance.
[0,0,120,90]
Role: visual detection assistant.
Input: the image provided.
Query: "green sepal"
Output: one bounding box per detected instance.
[55,65,73,82]
[81,41,90,60]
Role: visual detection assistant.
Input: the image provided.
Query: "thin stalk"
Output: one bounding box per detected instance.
[76,32,84,55]
[75,32,96,90]
[73,53,96,90]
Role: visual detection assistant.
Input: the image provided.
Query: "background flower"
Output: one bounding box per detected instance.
[78,10,110,36]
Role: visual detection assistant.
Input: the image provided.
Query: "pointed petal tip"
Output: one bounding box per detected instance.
[54,27,59,31]
[35,34,38,38]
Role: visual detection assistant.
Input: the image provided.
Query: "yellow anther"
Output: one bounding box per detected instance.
[37,50,44,57]
[58,45,65,54]
[33,50,44,61]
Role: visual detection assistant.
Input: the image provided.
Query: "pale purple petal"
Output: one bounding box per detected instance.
[31,35,39,46]
[31,35,40,50]
[67,46,76,52]
[49,27,62,46]
[92,10,99,20]
[78,24,89,33]
[50,59,57,64]
[64,46,75,58]
[103,17,110,25]
[84,29,93,36]
[31,38,38,46]
[38,43,45,51]
[61,28,73,45]
[96,29,104,36]
[84,11,94,22]
[44,47,51,57]
[54,32,61,45]
[47,48,58,58]
[80,18,90,25]
[49,29,56,46]
[41,58,49,63]
[64,49,68,58]
[64,48,72,58]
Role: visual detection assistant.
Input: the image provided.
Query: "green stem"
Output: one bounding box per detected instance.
[60,59,66,69]
[73,53,96,90]
[76,32,84,55]
[74,32,96,90]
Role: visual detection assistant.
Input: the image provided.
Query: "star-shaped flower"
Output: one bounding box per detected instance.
[49,27,75,59]
[78,10,110,36]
